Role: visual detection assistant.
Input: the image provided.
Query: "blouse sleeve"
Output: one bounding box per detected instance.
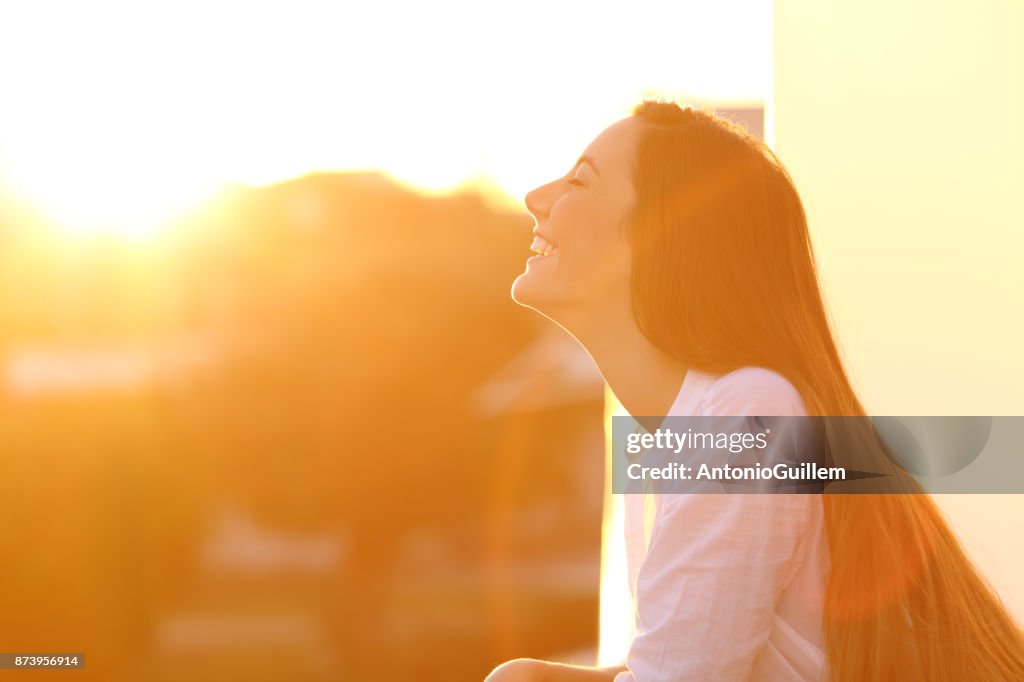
[614,368,817,681]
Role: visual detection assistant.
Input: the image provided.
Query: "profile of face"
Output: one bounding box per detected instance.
[511,117,639,325]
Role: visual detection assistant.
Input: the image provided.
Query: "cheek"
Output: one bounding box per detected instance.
[585,241,632,293]
[560,216,632,290]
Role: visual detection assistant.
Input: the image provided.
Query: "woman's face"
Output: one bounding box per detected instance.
[511,117,639,321]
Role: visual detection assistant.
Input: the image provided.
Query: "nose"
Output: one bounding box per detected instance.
[524,179,561,222]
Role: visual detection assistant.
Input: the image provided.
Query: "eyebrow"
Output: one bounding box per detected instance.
[575,155,600,176]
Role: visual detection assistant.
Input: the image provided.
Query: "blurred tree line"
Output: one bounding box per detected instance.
[0,175,599,681]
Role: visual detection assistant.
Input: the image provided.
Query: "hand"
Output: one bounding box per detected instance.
[485,658,545,682]
[486,658,626,682]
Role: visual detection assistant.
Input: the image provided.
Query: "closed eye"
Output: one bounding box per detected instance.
[567,177,584,188]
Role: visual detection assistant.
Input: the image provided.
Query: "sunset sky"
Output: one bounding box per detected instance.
[0,0,770,235]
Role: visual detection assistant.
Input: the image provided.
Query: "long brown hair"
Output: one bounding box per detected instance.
[627,99,1024,681]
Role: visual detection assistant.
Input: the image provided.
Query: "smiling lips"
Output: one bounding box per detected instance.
[530,232,559,257]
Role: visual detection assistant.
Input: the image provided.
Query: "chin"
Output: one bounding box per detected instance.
[511,269,554,313]
[510,271,538,307]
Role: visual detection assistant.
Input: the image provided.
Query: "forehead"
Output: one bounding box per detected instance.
[579,117,639,179]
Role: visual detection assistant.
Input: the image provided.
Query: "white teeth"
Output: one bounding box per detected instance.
[530,234,559,256]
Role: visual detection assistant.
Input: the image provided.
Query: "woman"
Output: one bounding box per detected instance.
[487,101,1024,681]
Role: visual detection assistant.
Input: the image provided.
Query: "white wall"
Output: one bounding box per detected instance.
[774,0,1024,618]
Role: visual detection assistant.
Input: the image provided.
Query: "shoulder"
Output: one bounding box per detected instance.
[700,366,807,417]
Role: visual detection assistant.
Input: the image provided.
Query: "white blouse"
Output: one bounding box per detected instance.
[613,367,829,682]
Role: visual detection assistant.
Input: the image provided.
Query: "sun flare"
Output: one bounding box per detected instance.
[6,162,224,239]
[0,0,770,239]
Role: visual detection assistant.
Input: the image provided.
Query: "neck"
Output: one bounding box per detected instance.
[552,297,688,423]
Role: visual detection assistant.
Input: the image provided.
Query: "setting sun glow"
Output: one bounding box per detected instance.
[0,0,770,237]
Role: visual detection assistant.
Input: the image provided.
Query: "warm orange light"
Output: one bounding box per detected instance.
[0,1,770,237]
